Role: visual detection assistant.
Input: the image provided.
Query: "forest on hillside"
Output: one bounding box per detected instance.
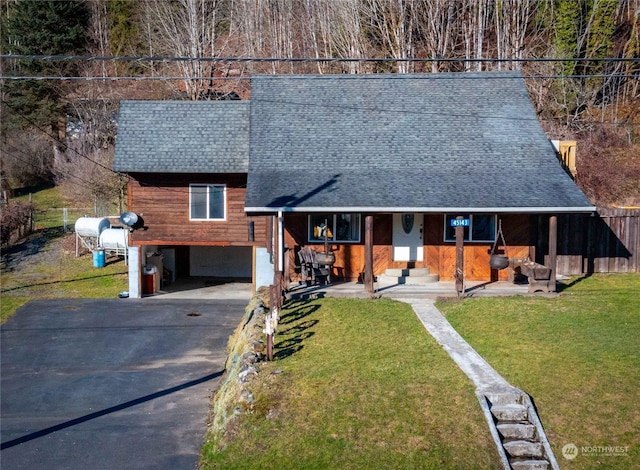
[1,0,639,210]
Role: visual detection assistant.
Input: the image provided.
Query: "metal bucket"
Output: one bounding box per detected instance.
[490,254,509,270]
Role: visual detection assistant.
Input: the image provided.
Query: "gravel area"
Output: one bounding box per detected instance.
[1,229,77,288]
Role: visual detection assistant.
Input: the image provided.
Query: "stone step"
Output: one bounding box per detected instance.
[484,391,525,406]
[510,459,550,470]
[497,422,536,440]
[503,440,544,459]
[490,403,528,422]
[394,274,440,285]
[379,268,440,285]
[384,267,431,277]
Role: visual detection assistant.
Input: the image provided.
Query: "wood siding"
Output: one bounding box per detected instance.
[127,173,267,246]
[538,208,640,274]
[284,213,533,282]
[423,214,532,281]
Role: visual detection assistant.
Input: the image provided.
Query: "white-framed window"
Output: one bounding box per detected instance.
[444,214,496,242]
[308,213,361,243]
[189,184,226,221]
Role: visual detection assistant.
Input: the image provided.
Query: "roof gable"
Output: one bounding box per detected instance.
[244,72,594,213]
[114,100,249,173]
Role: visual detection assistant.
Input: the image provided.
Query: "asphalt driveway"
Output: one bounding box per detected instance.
[1,298,247,469]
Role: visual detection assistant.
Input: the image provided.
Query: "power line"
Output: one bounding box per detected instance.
[2,54,636,79]
[1,54,638,64]
[1,74,637,81]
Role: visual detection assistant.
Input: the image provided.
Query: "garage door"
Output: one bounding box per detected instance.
[189,246,252,278]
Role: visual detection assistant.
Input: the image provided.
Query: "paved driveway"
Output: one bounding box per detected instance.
[1,298,246,469]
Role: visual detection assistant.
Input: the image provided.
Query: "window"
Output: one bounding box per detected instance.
[190,184,226,220]
[308,213,361,243]
[444,214,496,242]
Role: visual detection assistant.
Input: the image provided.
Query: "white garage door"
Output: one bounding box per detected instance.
[189,246,252,278]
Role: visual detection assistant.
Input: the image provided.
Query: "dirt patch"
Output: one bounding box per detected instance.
[1,229,75,277]
[1,231,66,305]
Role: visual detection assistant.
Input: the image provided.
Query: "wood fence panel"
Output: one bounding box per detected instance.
[557,208,639,274]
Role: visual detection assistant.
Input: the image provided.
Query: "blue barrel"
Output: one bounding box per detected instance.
[93,248,106,268]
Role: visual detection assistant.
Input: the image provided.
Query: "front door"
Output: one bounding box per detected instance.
[392,213,424,262]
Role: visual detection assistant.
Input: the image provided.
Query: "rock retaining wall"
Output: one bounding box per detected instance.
[205,290,270,451]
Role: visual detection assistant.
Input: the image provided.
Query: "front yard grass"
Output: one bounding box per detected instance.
[201,297,502,469]
[438,273,640,469]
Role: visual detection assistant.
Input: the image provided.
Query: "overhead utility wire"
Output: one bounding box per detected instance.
[2,74,637,80]
[2,54,638,64]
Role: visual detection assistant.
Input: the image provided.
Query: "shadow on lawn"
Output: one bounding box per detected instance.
[556,273,593,293]
[274,300,319,360]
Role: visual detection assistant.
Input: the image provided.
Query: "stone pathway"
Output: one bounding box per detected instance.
[403,298,518,393]
[399,298,560,470]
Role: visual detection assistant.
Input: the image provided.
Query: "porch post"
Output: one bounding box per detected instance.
[455,216,465,297]
[270,211,285,308]
[277,211,284,273]
[549,215,557,292]
[364,215,374,294]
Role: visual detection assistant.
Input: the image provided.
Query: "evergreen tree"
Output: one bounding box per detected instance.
[2,0,90,133]
[554,0,581,75]
[108,0,144,75]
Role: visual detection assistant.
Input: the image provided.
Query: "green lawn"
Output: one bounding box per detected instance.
[201,297,502,469]
[438,274,640,469]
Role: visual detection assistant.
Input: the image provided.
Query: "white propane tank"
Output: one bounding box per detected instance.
[75,217,110,238]
[99,228,128,251]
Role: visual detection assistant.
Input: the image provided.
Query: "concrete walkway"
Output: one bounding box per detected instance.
[397,298,518,394]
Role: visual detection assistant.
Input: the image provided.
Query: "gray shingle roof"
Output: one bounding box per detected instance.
[245,72,594,213]
[114,100,248,173]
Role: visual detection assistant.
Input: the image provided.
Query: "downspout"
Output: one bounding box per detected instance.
[277,211,284,273]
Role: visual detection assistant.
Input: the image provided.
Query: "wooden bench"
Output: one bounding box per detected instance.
[298,247,334,286]
[512,258,553,293]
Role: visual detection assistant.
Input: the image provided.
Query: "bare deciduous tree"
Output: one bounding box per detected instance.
[362,0,418,73]
[495,0,533,70]
[54,98,125,215]
[143,0,225,99]
[420,0,459,73]
[321,0,370,74]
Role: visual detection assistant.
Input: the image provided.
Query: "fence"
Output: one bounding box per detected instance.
[0,202,35,249]
[553,207,640,275]
[1,206,97,250]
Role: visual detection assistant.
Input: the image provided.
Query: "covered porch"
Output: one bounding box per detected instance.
[284,278,537,301]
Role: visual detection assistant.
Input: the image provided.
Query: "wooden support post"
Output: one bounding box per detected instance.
[455,216,465,297]
[549,215,557,292]
[364,215,374,294]
[277,271,283,308]
[265,291,275,361]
